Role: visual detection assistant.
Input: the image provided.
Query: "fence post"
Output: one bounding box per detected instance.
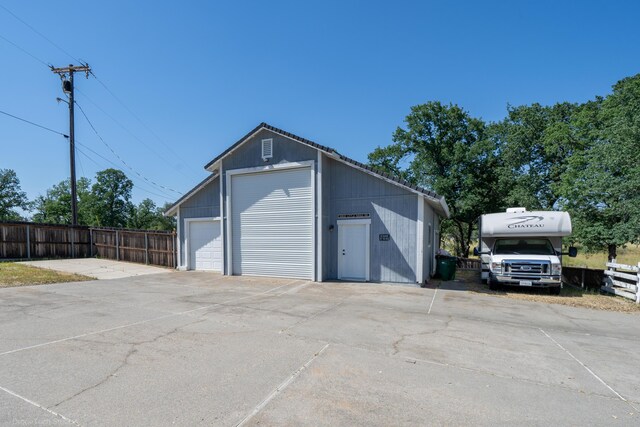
[116,230,120,261]
[26,224,31,260]
[89,229,93,257]
[636,262,640,304]
[145,232,149,265]
[172,232,177,269]
[69,227,75,258]
[581,269,585,289]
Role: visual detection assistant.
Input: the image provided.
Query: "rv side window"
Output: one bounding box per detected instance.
[493,239,555,255]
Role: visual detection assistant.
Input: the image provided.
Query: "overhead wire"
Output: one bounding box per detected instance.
[73,140,176,199]
[75,87,193,180]
[0,109,68,138]
[75,146,173,201]
[0,3,81,64]
[1,5,196,186]
[74,101,182,195]
[0,108,179,200]
[89,71,191,167]
[0,33,50,67]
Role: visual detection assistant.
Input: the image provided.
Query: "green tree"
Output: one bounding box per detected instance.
[560,75,640,260]
[0,169,30,220]
[491,102,581,210]
[369,102,502,257]
[91,169,134,227]
[32,177,93,224]
[128,199,175,231]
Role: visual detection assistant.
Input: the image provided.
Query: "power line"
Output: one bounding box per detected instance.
[75,146,174,201]
[75,88,193,180]
[0,107,180,200]
[90,71,191,167]
[0,32,50,67]
[74,101,182,195]
[74,141,176,199]
[0,4,81,64]
[0,109,68,138]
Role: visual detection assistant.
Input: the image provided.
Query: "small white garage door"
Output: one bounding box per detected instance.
[231,167,313,279]
[188,220,222,271]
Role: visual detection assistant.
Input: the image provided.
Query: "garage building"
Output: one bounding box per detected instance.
[165,123,449,284]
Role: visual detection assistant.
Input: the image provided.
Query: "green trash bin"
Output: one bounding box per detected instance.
[436,256,457,281]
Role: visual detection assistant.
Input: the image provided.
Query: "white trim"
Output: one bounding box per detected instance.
[220,159,225,274]
[184,217,222,272]
[416,197,424,284]
[337,218,371,282]
[176,208,183,270]
[337,219,371,226]
[203,124,449,218]
[165,173,218,216]
[316,151,323,282]
[226,160,316,280]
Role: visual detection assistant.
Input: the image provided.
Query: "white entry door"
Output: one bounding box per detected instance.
[188,220,222,271]
[338,220,370,281]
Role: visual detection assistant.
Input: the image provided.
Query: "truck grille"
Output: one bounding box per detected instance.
[504,261,549,275]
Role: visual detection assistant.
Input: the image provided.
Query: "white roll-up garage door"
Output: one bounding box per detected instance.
[231,167,313,279]
[188,220,222,271]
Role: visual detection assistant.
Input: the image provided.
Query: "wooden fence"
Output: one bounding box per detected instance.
[562,266,605,291]
[456,257,481,270]
[602,261,640,303]
[0,221,176,268]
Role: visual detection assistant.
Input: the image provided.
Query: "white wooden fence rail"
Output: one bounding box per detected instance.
[602,261,640,303]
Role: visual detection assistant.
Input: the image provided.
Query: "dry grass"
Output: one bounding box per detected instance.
[563,244,640,269]
[441,270,640,313]
[0,263,93,288]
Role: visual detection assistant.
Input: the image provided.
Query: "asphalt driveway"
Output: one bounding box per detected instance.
[0,273,638,426]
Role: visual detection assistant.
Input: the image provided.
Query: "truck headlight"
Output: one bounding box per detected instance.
[491,262,502,274]
[551,263,561,275]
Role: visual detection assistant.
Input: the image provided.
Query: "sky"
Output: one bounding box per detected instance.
[1,0,639,213]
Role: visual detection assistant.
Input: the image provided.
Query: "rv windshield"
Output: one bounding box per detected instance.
[493,239,556,255]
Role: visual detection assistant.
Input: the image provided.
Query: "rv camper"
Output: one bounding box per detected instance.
[474,208,577,295]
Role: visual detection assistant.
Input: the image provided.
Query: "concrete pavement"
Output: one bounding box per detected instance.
[19,258,173,280]
[0,273,638,425]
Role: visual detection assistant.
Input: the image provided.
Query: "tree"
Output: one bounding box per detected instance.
[128,199,176,231]
[369,102,502,257]
[32,177,93,224]
[560,75,640,260]
[490,102,581,210]
[90,169,134,227]
[0,169,30,220]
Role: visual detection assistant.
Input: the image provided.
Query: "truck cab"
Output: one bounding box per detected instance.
[475,208,577,295]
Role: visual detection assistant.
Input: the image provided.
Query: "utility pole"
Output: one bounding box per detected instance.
[51,64,90,226]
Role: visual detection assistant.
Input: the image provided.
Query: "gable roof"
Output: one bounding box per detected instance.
[168,123,450,218]
[164,173,217,217]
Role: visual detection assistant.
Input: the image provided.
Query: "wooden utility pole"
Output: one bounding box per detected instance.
[50,64,91,226]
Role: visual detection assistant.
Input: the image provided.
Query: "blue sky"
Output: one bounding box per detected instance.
[1,0,639,211]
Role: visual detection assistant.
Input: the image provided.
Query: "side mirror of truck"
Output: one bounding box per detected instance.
[473,247,490,256]
[568,246,578,257]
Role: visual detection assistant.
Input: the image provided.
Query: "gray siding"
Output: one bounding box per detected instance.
[221,129,319,171]
[220,129,320,275]
[325,159,418,283]
[178,177,220,267]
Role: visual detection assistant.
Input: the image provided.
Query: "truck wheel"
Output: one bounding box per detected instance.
[549,286,561,296]
[488,276,498,291]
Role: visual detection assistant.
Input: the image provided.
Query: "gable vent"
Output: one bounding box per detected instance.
[262,138,273,161]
